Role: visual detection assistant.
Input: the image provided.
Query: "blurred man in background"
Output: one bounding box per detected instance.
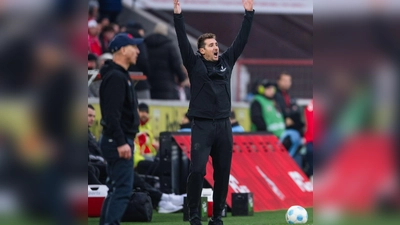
[145,22,188,100]
[127,22,152,99]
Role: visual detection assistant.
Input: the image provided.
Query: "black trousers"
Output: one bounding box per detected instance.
[187,117,233,218]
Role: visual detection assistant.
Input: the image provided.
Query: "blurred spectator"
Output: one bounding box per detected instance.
[99,25,116,54]
[98,17,110,28]
[178,113,192,132]
[245,78,263,102]
[136,103,158,158]
[88,53,100,97]
[88,53,98,70]
[250,79,285,137]
[230,110,245,132]
[88,19,102,56]
[98,0,122,23]
[127,22,152,99]
[250,79,303,167]
[135,103,159,175]
[98,53,113,68]
[127,22,145,37]
[274,72,304,167]
[89,54,113,97]
[274,72,304,135]
[88,0,99,21]
[88,105,107,184]
[177,65,191,101]
[110,22,120,33]
[145,22,187,100]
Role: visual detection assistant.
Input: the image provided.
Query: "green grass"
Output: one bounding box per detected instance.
[88,208,313,225]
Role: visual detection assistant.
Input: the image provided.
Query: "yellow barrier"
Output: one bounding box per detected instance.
[88,99,251,139]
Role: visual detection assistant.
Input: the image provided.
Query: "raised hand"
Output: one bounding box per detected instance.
[174,0,182,14]
[242,0,254,11]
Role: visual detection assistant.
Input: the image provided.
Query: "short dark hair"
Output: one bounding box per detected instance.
[197,33,216,49]
[138,102,149,113]
[101,25,115,33]
[88,53,97,61]
[88,104,95,110]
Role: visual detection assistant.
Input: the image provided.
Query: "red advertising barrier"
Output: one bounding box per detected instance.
[173,134,313,212]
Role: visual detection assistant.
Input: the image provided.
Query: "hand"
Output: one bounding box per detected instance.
[173,0,182,14]
[117,144,132,159]
[285,117,294,127]
[180,78,190,87]
[242,0,253,11]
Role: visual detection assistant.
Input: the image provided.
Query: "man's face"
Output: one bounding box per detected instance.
[264,86,276,98]
[121,45,140,65]
[104,31,115,41]
[88,107,95,127]
[199,38,219,61]
[88,60,97,70]
[88,25,99,36]
[278,74,292,91]
[138,110,149,122]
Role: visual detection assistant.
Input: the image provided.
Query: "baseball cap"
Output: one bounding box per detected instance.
[108,33,144,53]
[260,79,275,88]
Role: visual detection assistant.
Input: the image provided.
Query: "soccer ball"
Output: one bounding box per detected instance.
[285,205,308,224]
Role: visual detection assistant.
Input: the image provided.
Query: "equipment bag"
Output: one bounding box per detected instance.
[122,191,153,222]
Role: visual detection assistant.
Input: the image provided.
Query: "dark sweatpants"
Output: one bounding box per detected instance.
[187,117,233,218]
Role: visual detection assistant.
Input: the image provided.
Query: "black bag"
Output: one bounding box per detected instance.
[121,191,153,222]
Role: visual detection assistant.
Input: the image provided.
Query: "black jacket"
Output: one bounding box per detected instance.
[144,33,186,98]
[274,89,304,135]
[127,29,151,91]
[99,60,139,146]
[174,10,254,119]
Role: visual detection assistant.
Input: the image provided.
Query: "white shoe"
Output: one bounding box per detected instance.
[167,194,185,206]
[158,200,183,213]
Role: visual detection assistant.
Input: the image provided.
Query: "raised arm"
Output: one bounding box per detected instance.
[173,0,181,13]
[173,0,197,74]
[243,0,254,11]
[224,0,254,66]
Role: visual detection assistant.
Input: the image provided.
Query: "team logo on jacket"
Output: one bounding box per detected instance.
[220,65,226,72]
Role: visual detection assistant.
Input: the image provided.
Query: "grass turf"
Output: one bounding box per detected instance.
[88,208,313,225]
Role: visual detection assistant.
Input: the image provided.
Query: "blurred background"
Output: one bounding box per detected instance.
[0,0,399,224]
